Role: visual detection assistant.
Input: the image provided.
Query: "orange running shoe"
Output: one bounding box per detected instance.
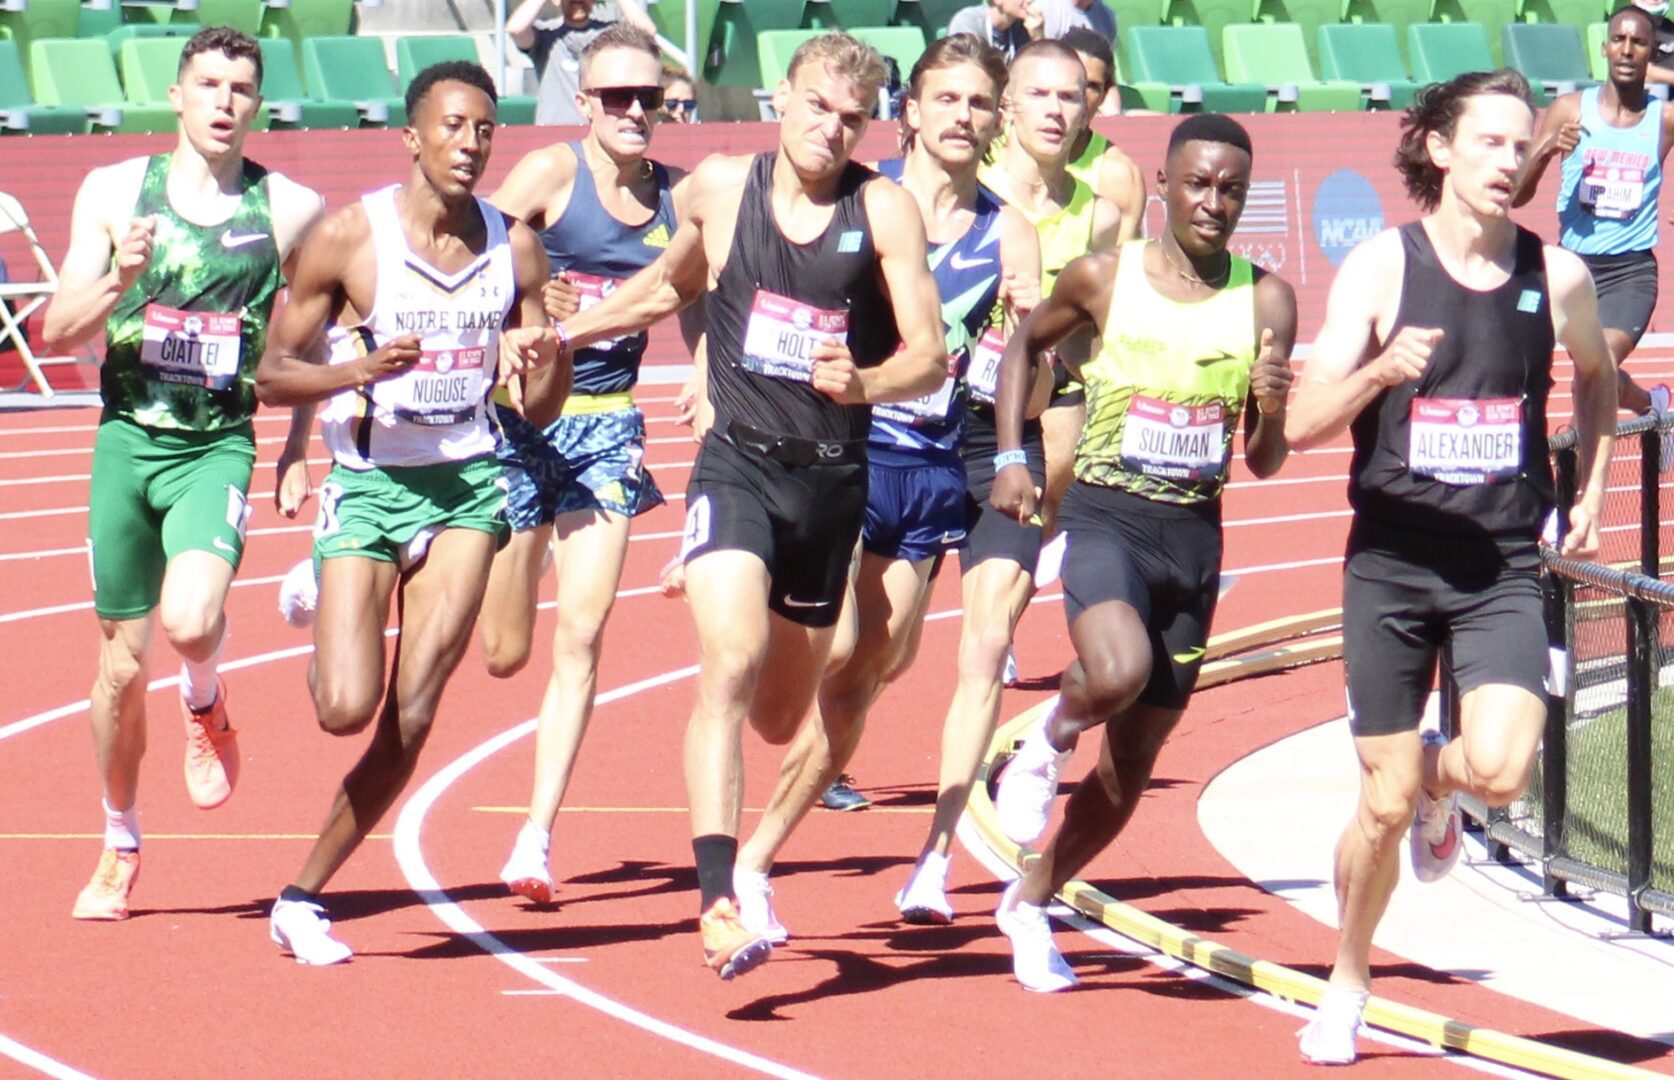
[71,848,141,920]
[699,897,773,980]
[182,677,239,810]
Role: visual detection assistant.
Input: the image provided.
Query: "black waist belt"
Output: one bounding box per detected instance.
[723,419,866,467]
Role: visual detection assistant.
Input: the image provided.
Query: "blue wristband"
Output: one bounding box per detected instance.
[994,449,1028,471]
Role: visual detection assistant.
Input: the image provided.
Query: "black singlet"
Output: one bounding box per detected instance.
[1348,222,1556,545]
[705,153,898,443]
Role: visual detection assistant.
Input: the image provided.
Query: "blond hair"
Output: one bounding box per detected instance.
[786,31,889,101]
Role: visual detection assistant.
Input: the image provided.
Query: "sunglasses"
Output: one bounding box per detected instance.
[664,97,696,113]
[586,86,664,111]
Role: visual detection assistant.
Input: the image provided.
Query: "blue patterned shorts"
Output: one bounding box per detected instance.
[494,401,663,532]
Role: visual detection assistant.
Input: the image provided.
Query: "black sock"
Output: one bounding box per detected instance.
[692,834,738,911]
[278,884,319,906]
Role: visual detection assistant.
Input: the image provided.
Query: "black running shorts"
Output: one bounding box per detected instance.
[1059,481,1222,710]
[960,410,1046,573]
[1580,250,1657,345]
[1342,530,1547,737]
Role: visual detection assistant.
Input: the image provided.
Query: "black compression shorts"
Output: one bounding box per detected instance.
[1580,250,1657,345]
[960,412,1046,573]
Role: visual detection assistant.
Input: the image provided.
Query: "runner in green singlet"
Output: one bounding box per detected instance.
[42,26,324,923]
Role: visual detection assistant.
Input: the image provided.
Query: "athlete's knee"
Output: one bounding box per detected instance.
[1462,748,1532,807]
[157,600,221,658]
[1076,646,1150,718]
[1358,767,1421,842]
[393,701,439,753]
[958,620,1013,683]
[312,681,381,737]
[95,640,148,701]
[553,607,611,666]
[481,632,532,680]
[702,640,766,703]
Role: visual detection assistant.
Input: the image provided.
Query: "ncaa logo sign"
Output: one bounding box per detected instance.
[1312,169,1383,266]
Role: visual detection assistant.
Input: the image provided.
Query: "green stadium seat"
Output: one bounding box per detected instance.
[301,34,404,126]
[1586,19,1606,80]
[1406,20,1493,81]
[117,35,186,102]
[28,37,176,131]
[756,27,823,88]
[1126,25,1270,112]
[1162,0,1253,73]
[186,0,266,34]
[0,37,85,132]
[803,0,842,28]
[702,0,817,89]
[1318,22,1421,108]
[1255,0,1341,70]
[260,0,353,61]
[0,0,79,76]
[104,23,192,61]
[830,0,896,26]
[848,24,924,81]
[647,0,721,74]
[1117,80,1173,111]
[1518,0,1606,27]
[1222,23,1365,110]
[393,36,539,126]
[1503,21,1592,96]
[1106,0,1163,75]
[893,0,968,42]
[1434,0,1517,64]
[256,36,357,129]
[75,5,123,39]
[1343,0,1433,70]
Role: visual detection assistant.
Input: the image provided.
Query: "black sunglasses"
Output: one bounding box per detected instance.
[586,85,664,111]
[664,97,696,112]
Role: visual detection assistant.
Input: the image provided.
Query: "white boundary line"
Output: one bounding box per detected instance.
[0,1034,98,1080]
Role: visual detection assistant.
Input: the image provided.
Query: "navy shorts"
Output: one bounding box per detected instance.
[863,455,967,562]
[495,401,663,532]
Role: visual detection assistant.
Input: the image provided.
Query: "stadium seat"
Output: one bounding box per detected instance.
[302,34,404,126]
[0,37,85,133]
[1502,21,1592,97]
[1406,20,1493,82]
[702,0,816,89]
[257,36,358,129]
[28,37,176,132]
[117,35,186,102]
[1518,0,1606,28]
[393,35,538,125]
[756,27,823,88]
[1162,0,1253,73]
[1317,22,1421,108]
[1222,23,1364,110]
[847,24,924,82]
[260,0,354,62]
[1343,0,1433,71]
[0,190,77,395]
[1106,0,1164,74]
[831,0,897,26]
[1254,0,1341,70]
[1434,0,1517,64]
[647,0,721,73]
[1586,19,1606,80]
[0,0,79,76]
[75,5,123,40]
[1116,80,1172,112]
[188,0,266,35]
[103,23,192,61]
[1125,25,1270,112]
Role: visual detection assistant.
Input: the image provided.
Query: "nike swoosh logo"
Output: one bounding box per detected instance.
[212,536,238,553]
[220,231,268,249]
[1196,350,1237,365]
[781,597,831,609]
[948,253,993,271]
[1171,645,1207,664]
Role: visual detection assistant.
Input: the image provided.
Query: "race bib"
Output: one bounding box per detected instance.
[873,346,960,426]
[1408,396,1522,484]
[1118,394,1227,481]
[739,289,847,383]
[965,326,1007,406]
[391,344,489,426]
[567,271,633,349]
[1579,151,1649,220]
[139,304,242,390]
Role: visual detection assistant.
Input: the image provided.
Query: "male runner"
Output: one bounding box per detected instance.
[553,31,947,978]
[1061,28,1146,236]
[1286,71,1615,1062]
[42,26,323,921]
[475,25,683,905]
[723,33,1044,937]
[989,114,1296,992]
[253,61,560,964]
[1513,4,1674,435]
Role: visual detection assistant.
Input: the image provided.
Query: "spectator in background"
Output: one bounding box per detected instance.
[663,68,699,122]
[1631,0,1674,81]
[947,0,1113,62]
[509,0,660,125]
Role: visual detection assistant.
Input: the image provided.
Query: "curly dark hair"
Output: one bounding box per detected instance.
[1394,69,1535,210]
[178,26,263,87]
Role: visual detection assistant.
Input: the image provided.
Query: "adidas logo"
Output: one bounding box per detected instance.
[642,223,671,249]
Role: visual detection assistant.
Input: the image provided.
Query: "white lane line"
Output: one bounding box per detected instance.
[0,573,286,626]
[0,1033,98,1080]
[391,665,820,1080]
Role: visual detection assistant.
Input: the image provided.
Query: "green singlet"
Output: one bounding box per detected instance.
[1065,131,1108,195]
[1076,239,1257,504]
[102,154,283,431]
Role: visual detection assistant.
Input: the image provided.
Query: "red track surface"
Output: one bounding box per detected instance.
[3,367,1672,1078]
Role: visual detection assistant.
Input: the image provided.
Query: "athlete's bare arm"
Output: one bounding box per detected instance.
[1547,244,1618,557]
[995,204,1054,417]
[506,217,571,427]
[1089,194,1122,253]
[42,158,149,353]
[268,176,328,518]
[488,142,580,231]
[1097,144,1147,243]
[1512,92,1581,208]
[1286,229,1442,449]
[1243,272,1297,478]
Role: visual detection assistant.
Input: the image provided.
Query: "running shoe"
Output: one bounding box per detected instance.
[819,774,870,812]
[699,897,773,980]
[1410,729,1462,884]
[500,829,555,905]
[278,557,318,629]
[995,718,1070,846]
[71,848,140,921]
[995,880,1077,992]
[733,867,789,943]
[895,850,953,925]
[1651,385,1674,474]
[182,678,238,810]
[1298,984,1368,1066]
[270,897,353,966]
[1002,647,1020,688]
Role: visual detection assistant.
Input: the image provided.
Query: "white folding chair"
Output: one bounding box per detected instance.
[0,189,76,396]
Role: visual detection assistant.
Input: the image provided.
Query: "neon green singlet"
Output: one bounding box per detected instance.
[976,152,1098,297]
[1076,239,1257,504]
[1066,131,1108,194]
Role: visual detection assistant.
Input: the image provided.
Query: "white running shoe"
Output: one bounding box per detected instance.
[895,850,953,925]
[500,827,555,904]
[1410,730,1463,884]
[1002,647,1020,688]
[277,558,318,629]
[995,717,1070,846]
[733,867,789,944]
[270,897,352,966]
[1298,984,1368,1065]
[995,880,1077,992]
